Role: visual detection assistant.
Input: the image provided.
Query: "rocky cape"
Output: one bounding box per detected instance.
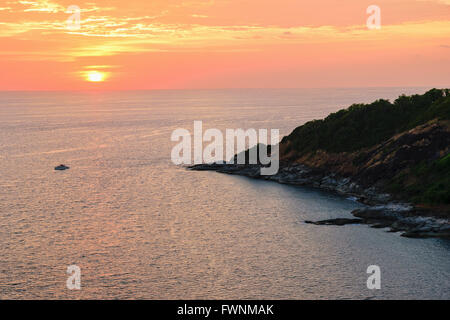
[189,90,450,239]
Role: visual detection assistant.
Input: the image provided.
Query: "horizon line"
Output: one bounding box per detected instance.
[0,85,441,93]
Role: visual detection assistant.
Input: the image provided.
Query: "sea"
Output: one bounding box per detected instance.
[0,88,448,299]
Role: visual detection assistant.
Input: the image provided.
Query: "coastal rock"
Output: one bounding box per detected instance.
[351,208,393,220]
[304,208,450,238]
[305,218,363,226]
[54,164,70,171]
[401,230,450,239]
[369,222,393,229]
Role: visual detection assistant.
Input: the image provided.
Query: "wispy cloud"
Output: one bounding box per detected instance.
[2,16,450,61]
[18,0,65,13]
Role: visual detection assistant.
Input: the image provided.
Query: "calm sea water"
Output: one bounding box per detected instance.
[0,88,449,299]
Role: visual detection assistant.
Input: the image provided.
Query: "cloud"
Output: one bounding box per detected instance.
[192,14,208,18]
[1,1,450,64]
[18,0,65,13]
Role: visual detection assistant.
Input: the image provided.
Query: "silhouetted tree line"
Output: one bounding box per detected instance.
[282,88,450,155]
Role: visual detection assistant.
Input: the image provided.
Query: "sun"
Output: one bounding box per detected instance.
[86,71,106,82]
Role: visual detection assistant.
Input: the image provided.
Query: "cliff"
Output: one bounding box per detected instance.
[279,88,450,207]
[190,89,450,238]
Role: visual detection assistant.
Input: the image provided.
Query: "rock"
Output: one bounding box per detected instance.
[370,222,393,229]
[351,208,398,221]
[401,230,450,239]
[438,225,450,233]
[389,219,420,232]
[401,231,428,238]
[54,164,70,171]
[305,218,363,226]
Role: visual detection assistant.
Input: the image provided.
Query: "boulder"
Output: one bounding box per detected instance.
[54,164,70,171]
[305,218,363,226]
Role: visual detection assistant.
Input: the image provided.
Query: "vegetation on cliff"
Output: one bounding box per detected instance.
[280,89,450,205]
[282,89,449,155]
[388,153,450,205]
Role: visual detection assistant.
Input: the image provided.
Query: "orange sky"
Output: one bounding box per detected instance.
[0,0,449,90]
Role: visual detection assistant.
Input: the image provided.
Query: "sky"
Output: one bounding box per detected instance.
[0,0,449,90]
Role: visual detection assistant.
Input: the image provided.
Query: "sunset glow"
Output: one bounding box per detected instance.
[86,71,106,82]
[0,0,449,90]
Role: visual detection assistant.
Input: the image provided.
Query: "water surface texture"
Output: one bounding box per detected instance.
[0,88,449,299]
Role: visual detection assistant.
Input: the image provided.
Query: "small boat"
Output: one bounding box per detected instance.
[55,164,70,171]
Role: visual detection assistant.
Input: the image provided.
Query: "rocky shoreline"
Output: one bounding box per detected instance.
[189,162,450,239]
